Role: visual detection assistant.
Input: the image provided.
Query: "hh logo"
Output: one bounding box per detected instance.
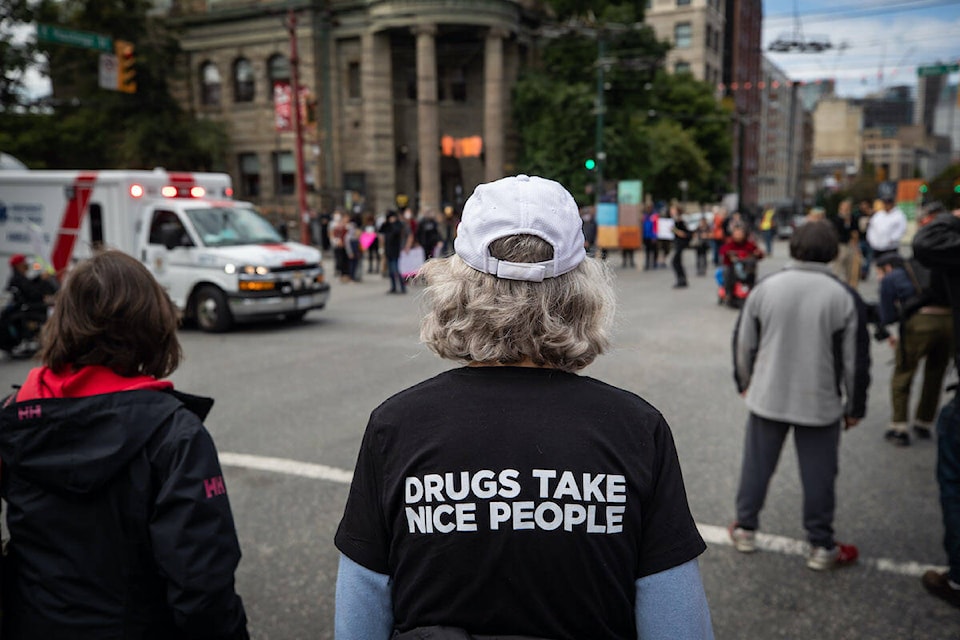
[204,475,227,499]
[18,405,41,421]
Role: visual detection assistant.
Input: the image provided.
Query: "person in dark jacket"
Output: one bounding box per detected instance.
[380,209,409,294]
[913,208,960,611]
[0,250,249,640]
[874,252,953,446]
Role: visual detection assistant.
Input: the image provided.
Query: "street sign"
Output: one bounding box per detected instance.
[36,24,112,52]
[917,63,960,77]
[98,53,118,90]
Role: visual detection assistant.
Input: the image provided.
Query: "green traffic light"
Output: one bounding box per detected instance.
[954,183,960,194]
[585,159,596,170]
[919,184,928,193]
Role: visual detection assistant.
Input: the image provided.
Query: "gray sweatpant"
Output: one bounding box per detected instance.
[735,412,841,549]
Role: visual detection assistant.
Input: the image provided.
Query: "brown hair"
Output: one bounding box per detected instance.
[40,250,182,378]
[789,220,839,263]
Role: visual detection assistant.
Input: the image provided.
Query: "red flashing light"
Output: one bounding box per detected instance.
[225,187,234,197]
[190,186,206,198]
[161,186,178,198]
[130,184,145,198]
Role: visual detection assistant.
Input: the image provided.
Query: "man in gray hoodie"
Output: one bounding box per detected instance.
[729,220,871,571]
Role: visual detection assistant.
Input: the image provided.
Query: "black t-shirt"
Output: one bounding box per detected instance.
[335,366,705,640]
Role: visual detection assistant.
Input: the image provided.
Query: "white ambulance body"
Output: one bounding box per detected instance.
[0,168,330,331]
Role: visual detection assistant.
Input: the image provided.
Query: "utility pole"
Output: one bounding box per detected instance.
[286,9,311,245]
[594,34,607,208]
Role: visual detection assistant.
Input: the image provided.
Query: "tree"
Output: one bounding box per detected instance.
[512,1,731,204]
[0,0,227,170]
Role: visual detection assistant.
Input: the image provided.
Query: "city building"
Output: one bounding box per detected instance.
[169,0,544,221]
[932,82,960,162]
[643,0,725,85]
[862,125,951,183]
[812,97,863,175]
[721,0,762,211]
[756,56,803,209]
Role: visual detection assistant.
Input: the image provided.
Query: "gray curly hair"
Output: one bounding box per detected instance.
[417,234,616,372]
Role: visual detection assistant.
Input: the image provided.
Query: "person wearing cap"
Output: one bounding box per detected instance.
[334,175,713,640]
[866,197,907,260]
[6,254,55,306]
[729,220,871,571]
[874,229,953,447]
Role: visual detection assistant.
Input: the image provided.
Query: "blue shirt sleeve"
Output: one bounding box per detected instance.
[335,554,393,640]
[636,558,714,640]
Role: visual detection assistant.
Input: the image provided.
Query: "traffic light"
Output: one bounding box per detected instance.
[919,183,928,194]
[954,179,960,194]
[115,40,136,94]
[584,158,596,171]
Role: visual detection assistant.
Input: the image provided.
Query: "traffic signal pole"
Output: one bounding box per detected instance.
[286,9,312,245]
[594,34,606,208]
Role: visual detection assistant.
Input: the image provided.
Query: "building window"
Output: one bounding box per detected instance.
[200,62,221,106]
[268,54,290,102]
[273,151,295,196]
[234,58,255,103]
[239,153,260,197]
[677,0,691,5]
[674,23,692,49]
[347,61,361,99]
[675,61,691,74]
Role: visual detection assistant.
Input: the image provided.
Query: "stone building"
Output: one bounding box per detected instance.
[169,0,545,222]
[643,0,725,85]
[722,0,762,211]
[812,97,863,175]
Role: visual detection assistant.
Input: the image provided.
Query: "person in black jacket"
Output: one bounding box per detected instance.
[913,208,960,611]
[0,250,249,639]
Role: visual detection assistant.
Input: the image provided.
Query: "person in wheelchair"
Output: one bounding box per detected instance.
[2,254,58,354]
[719,224,764,307]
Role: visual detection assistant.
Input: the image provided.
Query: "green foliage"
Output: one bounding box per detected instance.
[513,2,731,204]
[927,162,960,209]
[1,0,228,171]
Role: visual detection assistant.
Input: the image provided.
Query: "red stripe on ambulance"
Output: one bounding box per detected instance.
[50,172,98,274]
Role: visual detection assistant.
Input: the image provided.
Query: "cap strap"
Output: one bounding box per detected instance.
[491,259,549,282]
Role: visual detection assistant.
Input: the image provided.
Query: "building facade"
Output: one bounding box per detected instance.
[722,0,762,211]
[812,97,863,174]
[170,0,543,221]
[643,0,725,85]
[757,56,803,208]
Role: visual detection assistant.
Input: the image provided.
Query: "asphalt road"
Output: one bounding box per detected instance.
[1,242,958,639]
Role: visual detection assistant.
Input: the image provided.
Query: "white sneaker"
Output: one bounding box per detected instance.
[806,543,859,571]
[728,523,757,553]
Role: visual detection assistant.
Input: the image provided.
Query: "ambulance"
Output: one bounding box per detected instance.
[0,168,330,331]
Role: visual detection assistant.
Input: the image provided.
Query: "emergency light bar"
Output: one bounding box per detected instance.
[130,184,145,198]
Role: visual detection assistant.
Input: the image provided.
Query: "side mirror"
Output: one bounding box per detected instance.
[160,223,186,250]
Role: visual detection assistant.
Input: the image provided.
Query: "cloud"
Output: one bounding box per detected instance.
[763,13,960,97]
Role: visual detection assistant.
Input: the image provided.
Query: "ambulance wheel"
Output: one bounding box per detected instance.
[194,286,232,333]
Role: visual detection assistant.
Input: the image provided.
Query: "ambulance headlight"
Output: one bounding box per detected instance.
[224,264,237,275]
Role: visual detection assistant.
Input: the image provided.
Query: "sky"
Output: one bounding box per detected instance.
[11,0,960,101]
[762,0,960,98]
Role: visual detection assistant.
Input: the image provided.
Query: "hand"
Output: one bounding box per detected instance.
[844,416,859,429]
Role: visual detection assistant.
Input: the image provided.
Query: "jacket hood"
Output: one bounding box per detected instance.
[0,366,212,496]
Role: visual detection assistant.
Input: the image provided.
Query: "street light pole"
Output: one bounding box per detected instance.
[286,9,311,245]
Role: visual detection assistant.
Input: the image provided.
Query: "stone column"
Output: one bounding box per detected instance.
[362,29,395,215]
[484,28,507,182]
[414,24,440,214]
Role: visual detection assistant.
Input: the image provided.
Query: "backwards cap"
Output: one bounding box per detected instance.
[9,254,26,268]
[454,175,586,282]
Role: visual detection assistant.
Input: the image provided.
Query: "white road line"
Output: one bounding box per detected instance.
[219,452,353,484]
[219,452,948,578]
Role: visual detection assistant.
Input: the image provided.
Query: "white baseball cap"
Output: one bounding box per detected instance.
[454,175,586,282]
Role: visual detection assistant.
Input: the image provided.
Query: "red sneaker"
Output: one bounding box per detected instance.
[807,542,858,570]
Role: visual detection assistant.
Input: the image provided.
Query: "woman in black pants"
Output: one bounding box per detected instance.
[671,205,690,288]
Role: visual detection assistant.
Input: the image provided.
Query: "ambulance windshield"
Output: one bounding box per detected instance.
[185,206,283,247]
